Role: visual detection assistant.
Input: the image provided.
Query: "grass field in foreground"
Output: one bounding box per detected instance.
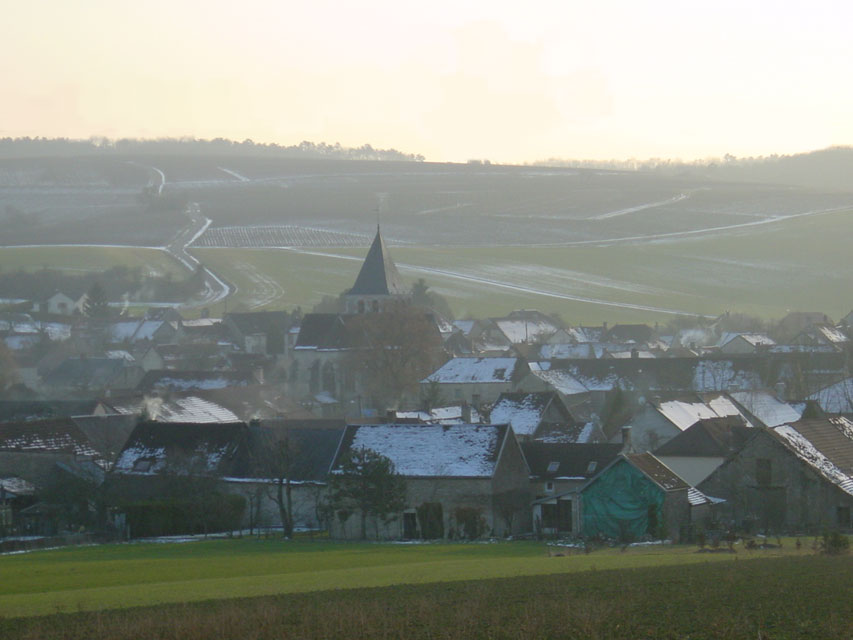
[0,538,819,619]
[2,554,850,639]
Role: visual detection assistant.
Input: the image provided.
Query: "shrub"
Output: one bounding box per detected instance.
[820,530,850,555]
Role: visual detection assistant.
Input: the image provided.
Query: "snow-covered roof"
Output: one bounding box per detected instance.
[493,319,558,344]
[771,423,853,496]
[339,424,507,477]
[815,325,849,344]
[717,332,776,349]
[539,343,595,360]
[526,365,589,396]
[395,405,482,425]
[130,397,241,423]
[656,395,744,431]
[0,476,36,496]
[423,357,519,384]
[691,360,761,393]
[113,422,247,476]
[489,393,552,436]
[729,391,803,427]
[809,378,853,414]
[687,487,724,506]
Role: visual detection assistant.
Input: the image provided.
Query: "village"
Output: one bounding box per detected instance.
[1,226,852,548]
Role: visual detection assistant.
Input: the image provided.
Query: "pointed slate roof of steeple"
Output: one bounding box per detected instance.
[348,227,407,296]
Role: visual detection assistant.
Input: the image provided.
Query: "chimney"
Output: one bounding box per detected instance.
[461,400,472,423]
[620,426,634,454]
[385,409,396,423]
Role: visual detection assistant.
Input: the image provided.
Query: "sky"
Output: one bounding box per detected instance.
[2,0,852,164]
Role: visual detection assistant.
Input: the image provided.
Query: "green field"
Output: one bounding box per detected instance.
[0,246,184,279]
[194,206,853,323]
[0,538,819,619]
[0,541,849,639]
[1,205,850,323]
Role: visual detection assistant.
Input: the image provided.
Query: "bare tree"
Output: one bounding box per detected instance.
[344,307,445,409]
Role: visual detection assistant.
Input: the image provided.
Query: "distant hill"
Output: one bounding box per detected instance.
[0,137,425,163]
[535,146,853,193]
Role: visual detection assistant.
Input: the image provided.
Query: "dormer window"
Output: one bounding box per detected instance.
[546,461,560,473]
[494,368,507,380]
[586,461,598,474]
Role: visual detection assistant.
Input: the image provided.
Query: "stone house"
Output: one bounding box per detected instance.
[420,357,528,406]
[698,418,853,533]
[328,423,531,539]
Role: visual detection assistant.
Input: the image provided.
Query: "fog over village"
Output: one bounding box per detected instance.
[1,2,852,638]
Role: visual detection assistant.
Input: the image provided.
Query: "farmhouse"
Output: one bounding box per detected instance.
[699,418,853,533]
[421,357,528,405]
[329,423,531,539]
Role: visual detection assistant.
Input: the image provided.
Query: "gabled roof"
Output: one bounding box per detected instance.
[622,453,689,491]
[490,391,564,437]
[525,363,589,396]
[0,400,101,423]
[245,421,346,482]
[809,378,853,414]
[653,394,747,431]
[346,228,407,296]
[654,417,753,457]
[717,332,776,349]
[423,357,521,384]
[332,423,511,478]
[521,442,621,479]
[769,418,853,495]
[728,390,803,427]
[0,418,103,459]
[113,421,250,476]
[604,324,656,344]
[294,313,353,350]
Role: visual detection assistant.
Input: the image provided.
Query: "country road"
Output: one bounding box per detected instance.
[165,201,231,308]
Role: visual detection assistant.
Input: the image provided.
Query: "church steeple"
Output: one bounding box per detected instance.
[344,226,409,313]
[348,226,407,296]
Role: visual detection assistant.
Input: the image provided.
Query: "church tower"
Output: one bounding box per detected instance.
[342,226,411,313]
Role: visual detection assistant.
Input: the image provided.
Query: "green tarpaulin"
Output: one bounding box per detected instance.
[581,459,664,540]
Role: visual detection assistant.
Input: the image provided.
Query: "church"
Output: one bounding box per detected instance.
[286,226,433,415]
[342,226,411,314]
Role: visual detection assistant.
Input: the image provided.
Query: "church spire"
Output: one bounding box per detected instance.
[347,226,407,296]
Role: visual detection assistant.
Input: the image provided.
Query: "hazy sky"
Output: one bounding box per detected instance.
[2,0,851,163]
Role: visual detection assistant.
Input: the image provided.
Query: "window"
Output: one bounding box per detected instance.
[545,481,554,492]
[756,459,772,486]
[494,368,506,380]
[546,461,560,473]
[586,461,598,475]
